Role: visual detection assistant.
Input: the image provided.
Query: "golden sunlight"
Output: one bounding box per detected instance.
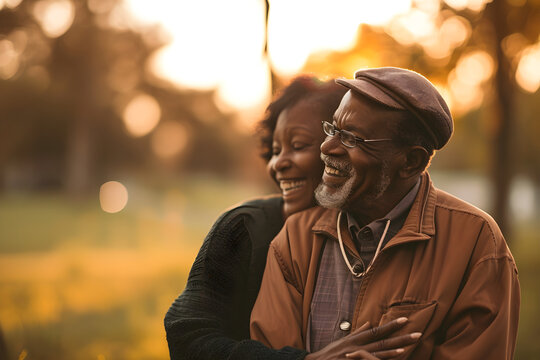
[420,14,470,59]
[122,94,161,137]
[387,9,435,47]
[32,0,75,38]
[267,0,359,76]
[130,0,268,112]
[446,50,494,114]
[99,181,129,213]
[214,57,271,111]
[269,0,413,76]
[446,50,494,113]
[455,50,494,86]
[515,41,540,93]
[438,16,470,48]
[444,0,491,12]
[448,69,484,114]
[0,0,22,10]
[125,0,416,111]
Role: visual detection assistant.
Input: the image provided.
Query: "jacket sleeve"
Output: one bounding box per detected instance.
[164,210,307,360]
[431,226,520,360]
[250,227,305,350]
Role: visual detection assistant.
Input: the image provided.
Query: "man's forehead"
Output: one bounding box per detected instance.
[333,91,378,124]
[333,91,356,121]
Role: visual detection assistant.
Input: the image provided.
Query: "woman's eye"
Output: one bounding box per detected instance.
[292,142,308,150]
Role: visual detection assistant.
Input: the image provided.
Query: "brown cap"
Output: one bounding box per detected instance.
[336,67,453,150]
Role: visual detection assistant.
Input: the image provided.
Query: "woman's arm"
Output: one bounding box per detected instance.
[165,200,418,360]
[164,203,308,360]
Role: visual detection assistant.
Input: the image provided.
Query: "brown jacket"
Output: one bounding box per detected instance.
[250,173,520,359]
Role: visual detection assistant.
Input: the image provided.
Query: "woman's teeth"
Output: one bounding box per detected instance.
[280,180,306,192]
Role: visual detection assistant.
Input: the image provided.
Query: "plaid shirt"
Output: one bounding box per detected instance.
[307,180,420,352]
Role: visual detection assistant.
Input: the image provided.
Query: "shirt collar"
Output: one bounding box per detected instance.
[347,178,421,242]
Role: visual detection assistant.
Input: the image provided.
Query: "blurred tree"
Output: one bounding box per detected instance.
[264,0,283,95]
[302,0,540,236]
[482,0,540,234]
[0,0,243,196]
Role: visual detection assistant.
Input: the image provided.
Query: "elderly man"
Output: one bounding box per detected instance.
[250,67,520,359]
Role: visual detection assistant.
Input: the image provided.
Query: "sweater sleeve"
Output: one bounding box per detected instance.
[430,224,520,360]
[164,208,308,360]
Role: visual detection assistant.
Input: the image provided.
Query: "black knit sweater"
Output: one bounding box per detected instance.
[164,196,308,360]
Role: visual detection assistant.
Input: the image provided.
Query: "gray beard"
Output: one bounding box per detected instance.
[315,155,391,209]
[315,169,357,209]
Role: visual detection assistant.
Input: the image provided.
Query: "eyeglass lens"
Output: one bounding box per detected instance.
[322,121,356,147]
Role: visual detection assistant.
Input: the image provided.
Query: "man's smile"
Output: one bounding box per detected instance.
[324,165,347,177]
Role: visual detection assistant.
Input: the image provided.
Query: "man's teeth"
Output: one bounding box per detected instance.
[325,165,345,176]
[280,180,306,191]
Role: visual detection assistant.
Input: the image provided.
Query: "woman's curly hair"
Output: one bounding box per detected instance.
[257,76,347,162]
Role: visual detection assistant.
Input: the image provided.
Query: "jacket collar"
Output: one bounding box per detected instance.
[312,172,436,250]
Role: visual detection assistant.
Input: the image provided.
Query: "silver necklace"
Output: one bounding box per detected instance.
[336,211,390,278]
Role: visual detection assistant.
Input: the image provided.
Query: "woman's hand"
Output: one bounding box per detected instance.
[304,317,421,360]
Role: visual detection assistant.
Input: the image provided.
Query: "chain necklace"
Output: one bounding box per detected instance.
[336,211,390,278]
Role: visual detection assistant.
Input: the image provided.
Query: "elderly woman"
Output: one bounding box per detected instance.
[164,76,417,360]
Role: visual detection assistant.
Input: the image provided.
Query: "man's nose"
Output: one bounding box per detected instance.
[321,135,346,156]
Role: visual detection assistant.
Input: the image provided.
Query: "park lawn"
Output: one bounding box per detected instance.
[0,176,267,360]
[0,175,537,359]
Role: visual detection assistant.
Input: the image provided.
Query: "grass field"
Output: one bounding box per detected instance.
[0,175,538,359]
[0,175,267,360]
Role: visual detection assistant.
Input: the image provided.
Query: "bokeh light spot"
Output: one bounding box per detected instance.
[122,94,161,137]
[444,0,490,12]
[440,15,470,48]
[215,57,271,111]
[0,0,23,10]
[447,50,494,114]
[99,181,128,213]
[386,9,435,46]
[448,67,484,114]
[455,50,494,87]
[0,39,19,79]
[516,42,540,93]
[32,0,75,38]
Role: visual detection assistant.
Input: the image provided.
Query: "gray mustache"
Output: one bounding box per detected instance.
[320,154,352,174]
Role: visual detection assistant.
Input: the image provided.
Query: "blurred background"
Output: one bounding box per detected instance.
[0,0,539,358]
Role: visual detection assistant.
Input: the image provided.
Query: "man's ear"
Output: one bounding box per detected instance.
[399,146,429,178]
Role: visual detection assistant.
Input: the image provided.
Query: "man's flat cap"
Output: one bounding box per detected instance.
[336,67,453,150]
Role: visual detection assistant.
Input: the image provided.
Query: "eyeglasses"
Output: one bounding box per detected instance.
[322,121,393,148]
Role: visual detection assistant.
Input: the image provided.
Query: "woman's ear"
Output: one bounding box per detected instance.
[399,146,430,179]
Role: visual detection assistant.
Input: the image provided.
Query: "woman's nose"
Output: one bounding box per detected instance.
[271,151,292,172]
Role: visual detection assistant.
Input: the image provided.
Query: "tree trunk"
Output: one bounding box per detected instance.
[264,0,283,95]
[488,0,515,239]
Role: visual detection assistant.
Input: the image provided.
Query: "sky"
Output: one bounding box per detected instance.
[8,0,539,126]
[121,0,540,117]
[123,0,416,112]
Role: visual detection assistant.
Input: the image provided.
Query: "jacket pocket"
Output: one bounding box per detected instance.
[378,301,437,358]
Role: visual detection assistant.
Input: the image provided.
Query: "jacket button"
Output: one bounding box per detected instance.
[339,321,351,331]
